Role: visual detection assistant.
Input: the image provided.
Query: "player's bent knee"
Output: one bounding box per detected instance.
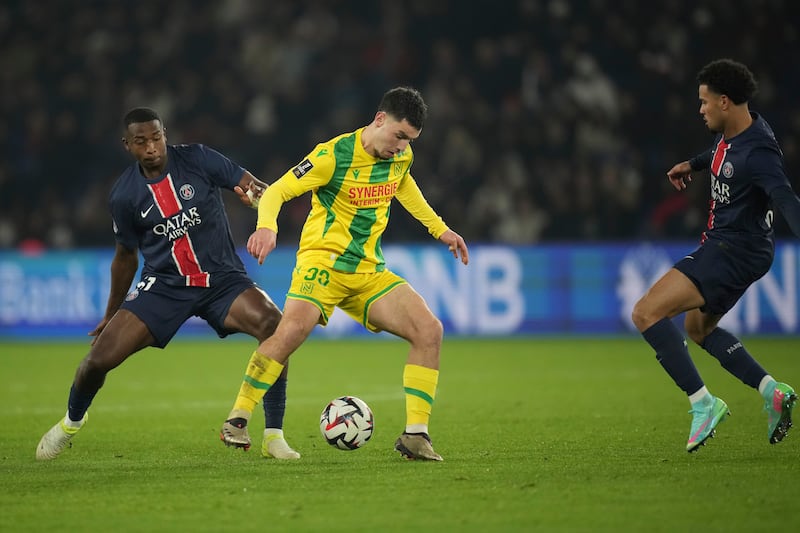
[630,300,655,332]
[277,317,316,343]
[431,317,444,343]
[75,354,112,389]
[412,316,443,347]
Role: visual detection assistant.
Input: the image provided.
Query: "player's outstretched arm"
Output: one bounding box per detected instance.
[666,161,693,191]
[90,243,138,342]
[438,229,469,265]
[247,227,278,265]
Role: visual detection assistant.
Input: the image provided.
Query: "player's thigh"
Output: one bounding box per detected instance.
[89,309,154,370]
[120,280,195,347]
[633,268,704,327]
[262,298,323,363]
[336,269,405,333]
[367,283,442,343]
[678,238,771,315]
[223,286,282,341]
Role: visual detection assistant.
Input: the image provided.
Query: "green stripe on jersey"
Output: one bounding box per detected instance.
[331,139,391,272]
[373,204,389,268]
[319,133,355,236]
[334,207,377,272]
[370,159,391,183]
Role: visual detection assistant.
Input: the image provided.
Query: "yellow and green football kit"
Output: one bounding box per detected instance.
[232,127,446,432]
[257,126,449,328]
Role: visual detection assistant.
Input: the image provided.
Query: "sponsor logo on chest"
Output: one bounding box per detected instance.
[347,181,399,207]
[152,207,203,240]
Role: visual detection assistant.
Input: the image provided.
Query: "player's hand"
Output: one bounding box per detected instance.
[88,317,111,345]
[247,227,277,264]
[439,229,469,265]
[667,161,693,190]
[234,184,264,209]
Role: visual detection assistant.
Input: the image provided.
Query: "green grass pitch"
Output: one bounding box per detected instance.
[2,336,799,532]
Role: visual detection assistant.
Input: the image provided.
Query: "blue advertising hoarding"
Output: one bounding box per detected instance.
[1,242,798,339]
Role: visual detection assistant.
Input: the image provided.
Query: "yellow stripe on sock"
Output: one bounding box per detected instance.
[403,364,439,427]
[233,351,285,414]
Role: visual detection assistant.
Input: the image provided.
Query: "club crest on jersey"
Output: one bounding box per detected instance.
[125,289,140,301]
[179,184,195,200]
[292,158,314,178]
[721,161,734,179]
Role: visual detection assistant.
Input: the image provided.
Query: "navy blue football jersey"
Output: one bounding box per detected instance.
[109,144,247,287]
[689,113,790,247]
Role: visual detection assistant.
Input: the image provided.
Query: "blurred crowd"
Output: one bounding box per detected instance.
[1,0,798,250]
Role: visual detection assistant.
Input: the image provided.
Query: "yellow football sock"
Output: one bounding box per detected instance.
[231,351,285,417]
[403,364,439,431]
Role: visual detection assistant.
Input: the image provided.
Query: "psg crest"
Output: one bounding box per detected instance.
[721,161,734,178]
[179,183,195,200]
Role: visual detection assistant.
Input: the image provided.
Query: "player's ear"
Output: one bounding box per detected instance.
[374,111,385,127]
[122,137,130,152]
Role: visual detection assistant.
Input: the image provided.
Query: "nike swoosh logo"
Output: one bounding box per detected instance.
[141,204,155,218]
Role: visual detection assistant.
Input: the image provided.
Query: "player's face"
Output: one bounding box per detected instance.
[698,84,726,133]
[371,112,420,159]
[124,120,167,172]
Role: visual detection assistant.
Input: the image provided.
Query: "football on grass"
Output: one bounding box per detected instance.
[320,396,374,450]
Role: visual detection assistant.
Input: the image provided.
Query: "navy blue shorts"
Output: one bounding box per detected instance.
[120,271,257,348]
[673,237,773,315]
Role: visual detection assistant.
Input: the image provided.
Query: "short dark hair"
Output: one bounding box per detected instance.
[378,87,428,130]
[696,59,757,105]
[123,107,162,130]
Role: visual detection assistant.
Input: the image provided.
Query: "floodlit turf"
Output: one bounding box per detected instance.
[2,336,800,532]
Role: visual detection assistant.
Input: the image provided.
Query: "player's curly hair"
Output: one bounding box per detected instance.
[697,59,758,105]
[123,107,163,129]
[378,87,428,130]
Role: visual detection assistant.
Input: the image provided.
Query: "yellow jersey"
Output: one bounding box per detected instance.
[257,127,449,273]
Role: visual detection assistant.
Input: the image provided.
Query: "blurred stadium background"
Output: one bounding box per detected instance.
[1,0,798,338]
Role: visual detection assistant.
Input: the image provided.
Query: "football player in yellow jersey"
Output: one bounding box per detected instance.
[220,87,469,461]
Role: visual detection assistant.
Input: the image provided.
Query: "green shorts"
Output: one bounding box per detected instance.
[287,257,407,332]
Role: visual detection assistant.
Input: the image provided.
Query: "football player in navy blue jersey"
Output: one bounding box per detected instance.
[632,59,800,452]
[36,108,299,460]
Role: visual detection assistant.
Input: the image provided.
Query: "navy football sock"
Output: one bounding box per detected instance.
[642,318,704,395]
[700,327,767,389]
[263,377,287,429]
[67,383,98,422]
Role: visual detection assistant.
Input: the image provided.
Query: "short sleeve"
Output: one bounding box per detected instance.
[197,144,246,190]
